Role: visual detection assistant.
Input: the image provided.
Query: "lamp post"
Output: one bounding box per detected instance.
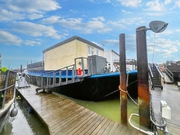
[136,21,168,128]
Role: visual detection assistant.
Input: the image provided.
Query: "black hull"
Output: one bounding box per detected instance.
[29,73,138,101]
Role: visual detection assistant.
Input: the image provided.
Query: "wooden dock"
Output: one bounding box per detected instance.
[17,85,144,135]
[151,82,180,135]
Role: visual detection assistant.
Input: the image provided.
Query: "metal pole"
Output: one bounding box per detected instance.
[136,26,150,128]
[119,33,127,126]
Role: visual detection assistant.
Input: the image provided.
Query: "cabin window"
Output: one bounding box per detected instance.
[88,46,94,56]
[96,49,100,56]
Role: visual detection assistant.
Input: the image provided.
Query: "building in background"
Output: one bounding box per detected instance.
[104,50,119,72]
[43,36,104,70]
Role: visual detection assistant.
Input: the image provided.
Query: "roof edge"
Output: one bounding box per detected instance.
[43,36,104,53]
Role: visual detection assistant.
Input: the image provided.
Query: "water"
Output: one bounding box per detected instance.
[1,99,49,135]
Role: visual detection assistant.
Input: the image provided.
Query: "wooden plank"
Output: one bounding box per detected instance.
[101,120,116,135]
[75,115,104,135]
[66,112,98,135]
[107,122,119,135]
[96,119,112,135]
[113,124,126,135]
[58,111,96,134]
[48,106,85,129]
[90,117,109,134]
[52,109,91,135]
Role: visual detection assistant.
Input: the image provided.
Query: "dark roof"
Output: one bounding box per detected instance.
[43,36,104,53]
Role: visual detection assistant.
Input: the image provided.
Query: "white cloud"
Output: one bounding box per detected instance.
[25,40,41,46]
[42,16,110,34]
[87,21,104,29]
[0,30,22,45]
[165,0,172,5]
[41,16,61,24]
[28,13,44,20]
[103,39,119,45]
[144,12,164,16]
[175,1,180,8]
[0,9,25,21]
[147,37,179,58]
[5,0,61,13]
[108,17,145,28]
[91,16,105,21]
[146,0,164,11]
[13,21,61,39]
[97,28,112,33]
[122,9,132,14]
[118,0,142,7]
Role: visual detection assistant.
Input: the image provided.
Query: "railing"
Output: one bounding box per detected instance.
[40,57,92,89]
[149,64,164,89]
[165,67,174,82]
[148,65,154,78]
[154,64,164,79]
[0,70,16,109]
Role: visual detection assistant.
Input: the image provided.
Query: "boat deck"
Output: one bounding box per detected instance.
[17,85,144,135]
[151,83,180,135]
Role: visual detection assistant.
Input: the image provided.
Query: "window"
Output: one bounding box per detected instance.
[88,46,94,56]
[96,49,99,56]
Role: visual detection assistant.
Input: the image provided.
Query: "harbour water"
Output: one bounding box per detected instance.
[1,93,139,135]
[1,98,49,135]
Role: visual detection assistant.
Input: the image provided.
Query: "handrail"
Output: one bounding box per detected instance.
[0,70,17,109]
[165,67,174,82]
[154,64,164,79]
[148,65,154,78]
[41,64,76,88]
[0,84,15,92]
[37,57,93,89]
[128,113,154,135]
[166,67,173,76]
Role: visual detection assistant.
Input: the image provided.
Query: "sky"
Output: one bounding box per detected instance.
[0,0,180,69]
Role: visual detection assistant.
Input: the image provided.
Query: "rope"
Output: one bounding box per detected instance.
[119,72,138,106]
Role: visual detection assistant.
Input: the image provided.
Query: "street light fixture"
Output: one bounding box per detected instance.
[149,20,168,33]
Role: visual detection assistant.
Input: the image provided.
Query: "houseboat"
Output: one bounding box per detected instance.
[0,68,18,133]
[26,36,138,101]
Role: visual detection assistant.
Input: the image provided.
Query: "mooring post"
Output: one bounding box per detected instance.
[136,26,150,128]
[119,33,127,126]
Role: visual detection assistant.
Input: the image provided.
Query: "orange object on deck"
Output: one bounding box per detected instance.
[77,68,82,75]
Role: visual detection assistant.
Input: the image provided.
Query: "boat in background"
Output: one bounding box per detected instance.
[0,68,18,133]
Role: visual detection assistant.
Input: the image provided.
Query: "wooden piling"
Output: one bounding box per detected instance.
[136,26,150,128]
[119,33,127,126]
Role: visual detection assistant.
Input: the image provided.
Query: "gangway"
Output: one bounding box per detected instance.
[149,63,164,89]
[33,57,92,92]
